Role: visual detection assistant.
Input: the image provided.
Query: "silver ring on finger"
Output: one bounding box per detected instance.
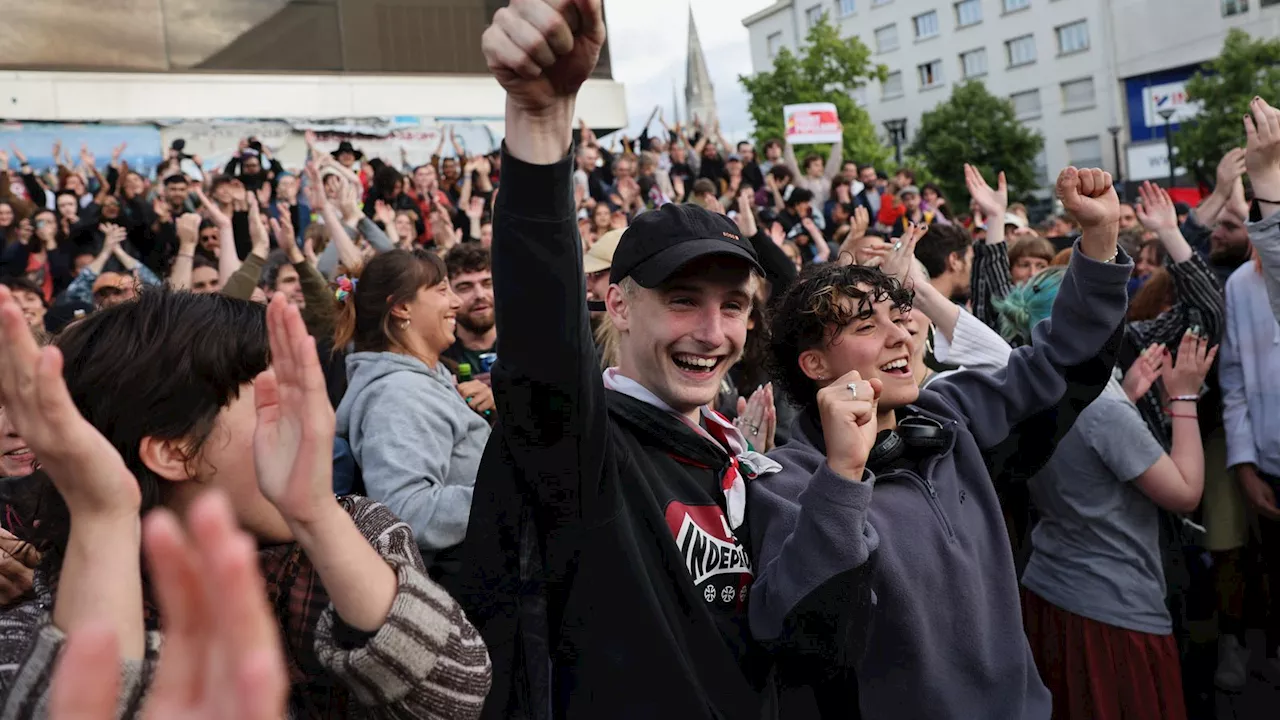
[847,382,860,401]
[893,241,903,252]
[749,425,760,434]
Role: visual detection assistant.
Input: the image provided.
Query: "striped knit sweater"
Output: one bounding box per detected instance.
[0,496,491,719]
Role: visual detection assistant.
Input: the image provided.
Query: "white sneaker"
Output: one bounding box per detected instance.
[1214,635,1249,691]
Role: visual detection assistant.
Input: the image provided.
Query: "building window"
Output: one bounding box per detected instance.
[1056,20,1089,54]
[1004,0,1031,12]
[1006,34,1037,67]
[955,0,983,26]
[1263,0,1279,7]
[1012,89,1042,119]
[805,4,825,28]
[1223,0,1249,15]
[767,32,783,58]
[1033,150,1049,186]
[839,0,857,16]
[1067,136,1103,169]
[883,71,904,98]
[918,59,945,89]
[1061,77,1096,111]
[960,48,988,78]
[875,24,899,52]
[914,11,940,39]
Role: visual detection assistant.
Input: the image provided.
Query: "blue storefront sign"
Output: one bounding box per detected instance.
[1123,64,1206,144]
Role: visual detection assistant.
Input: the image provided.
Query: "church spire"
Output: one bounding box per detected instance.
[684,5,717,128]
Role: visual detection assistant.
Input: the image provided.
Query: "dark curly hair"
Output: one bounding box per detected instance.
[768,263,914,408]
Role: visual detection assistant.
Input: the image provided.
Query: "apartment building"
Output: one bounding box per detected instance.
[743,0,1280,192]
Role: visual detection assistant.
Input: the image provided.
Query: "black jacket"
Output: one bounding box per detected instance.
[456,150,772,720]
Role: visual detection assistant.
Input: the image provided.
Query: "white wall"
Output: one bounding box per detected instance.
[0,71,629,128]
[745,0,1125,191]
[1109,0,1280,79]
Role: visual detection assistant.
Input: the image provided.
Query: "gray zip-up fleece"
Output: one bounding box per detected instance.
[337,351,490,562]
[749,241,1133,719]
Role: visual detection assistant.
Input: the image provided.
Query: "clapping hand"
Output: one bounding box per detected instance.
[49,492,288,720]
[253,297,339,528]
[1135,181,1178,233]
[1161,329,1217,399]
[734,384,777,452]
[1122,342,1169,402]
[1244,96,1280,203]
[964,163,1007,219]
[879,221,928,283]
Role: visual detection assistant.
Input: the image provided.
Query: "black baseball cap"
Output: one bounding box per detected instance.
[609,203,764,287]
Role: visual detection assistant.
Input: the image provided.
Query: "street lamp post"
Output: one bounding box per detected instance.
[1158,107,1177,188]
[883,119,907,167]
[1107,126,1122,185]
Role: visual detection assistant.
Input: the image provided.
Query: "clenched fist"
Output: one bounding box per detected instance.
[483,0,606,117]
[1056,166,1119,262]
[819,370,883,482]
[1056,166,1118,230]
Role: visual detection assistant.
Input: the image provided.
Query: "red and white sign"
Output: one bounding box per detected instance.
[784,102,842,145]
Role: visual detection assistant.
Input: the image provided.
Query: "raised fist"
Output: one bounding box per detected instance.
[1056,166,1118,230]
[482,0,606,115]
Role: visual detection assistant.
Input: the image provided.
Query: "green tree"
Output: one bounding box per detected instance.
[906,80,1043,209]
[739,13,890,169]
[1175,29,1280,185]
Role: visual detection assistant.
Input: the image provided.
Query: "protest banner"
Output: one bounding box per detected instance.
[784,103,842,145]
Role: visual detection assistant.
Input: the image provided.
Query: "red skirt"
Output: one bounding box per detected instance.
[1021,588,1186,720]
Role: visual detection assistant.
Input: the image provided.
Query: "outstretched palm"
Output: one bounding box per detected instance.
[964,163,1007,219]
[253,297,337,526]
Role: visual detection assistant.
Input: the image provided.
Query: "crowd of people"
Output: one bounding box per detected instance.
[1,2,1280,718]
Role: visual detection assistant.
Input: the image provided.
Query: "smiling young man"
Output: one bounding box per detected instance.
[443,244,497,370]
[459,2,802,717]
[749,166,1133,719]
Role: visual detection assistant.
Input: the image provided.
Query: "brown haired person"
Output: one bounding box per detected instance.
[0,288,491,717]
[443,244,497,374]
[752,166,1131,719]
[334,249,490,579]
[1008,235,1055,284]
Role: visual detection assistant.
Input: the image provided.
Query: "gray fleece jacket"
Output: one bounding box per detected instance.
[749,241,1133,720]
[336,351,490,561]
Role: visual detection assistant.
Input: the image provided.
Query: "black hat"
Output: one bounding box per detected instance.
[332,140,363,160]
[609,203,763,287]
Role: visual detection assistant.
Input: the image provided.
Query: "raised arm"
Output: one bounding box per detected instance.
[1244,97,1280,321]
[481,0,609,524]
[168,213,201,290]
[1130,180,1225,348]
[930,168,1131,450]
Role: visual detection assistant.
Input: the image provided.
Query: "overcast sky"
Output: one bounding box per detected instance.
[603,0,773,141]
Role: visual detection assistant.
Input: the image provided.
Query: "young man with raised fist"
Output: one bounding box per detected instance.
[751,167,1134,718]
[461,2,792,718]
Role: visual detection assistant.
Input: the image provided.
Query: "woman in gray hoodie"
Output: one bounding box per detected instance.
[334,249,491,576]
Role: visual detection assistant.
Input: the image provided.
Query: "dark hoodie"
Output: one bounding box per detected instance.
[458,149,789,719]
[748,242,1134,719]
